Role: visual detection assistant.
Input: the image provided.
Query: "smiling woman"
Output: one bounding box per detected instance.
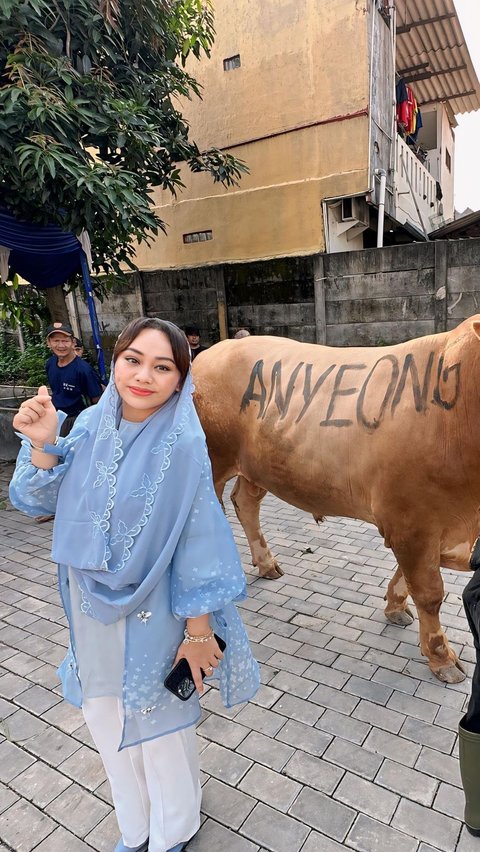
[113,321,186,422]
[9,316,259,852]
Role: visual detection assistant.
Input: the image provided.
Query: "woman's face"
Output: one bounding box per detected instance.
[114,328,182,422]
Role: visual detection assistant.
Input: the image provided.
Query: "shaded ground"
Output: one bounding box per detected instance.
[0,460,478,852]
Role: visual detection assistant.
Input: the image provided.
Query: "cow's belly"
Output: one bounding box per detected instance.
[237,431,375,522]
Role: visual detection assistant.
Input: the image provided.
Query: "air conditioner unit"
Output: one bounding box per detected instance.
[341,197,370,228]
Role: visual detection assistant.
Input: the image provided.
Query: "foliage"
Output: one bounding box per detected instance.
[0,0,247,323]
[0,277,48,327]
[0,335,49,386]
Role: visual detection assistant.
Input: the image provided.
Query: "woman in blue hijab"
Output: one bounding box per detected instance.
[9,318,260,852]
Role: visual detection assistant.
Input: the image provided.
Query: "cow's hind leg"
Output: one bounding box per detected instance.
[393,541,465,683]
[384,565,415,626]
[230,476,283,580]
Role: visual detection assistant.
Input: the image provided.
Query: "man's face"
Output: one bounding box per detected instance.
[47,332,76,358]
[186,333,200,348]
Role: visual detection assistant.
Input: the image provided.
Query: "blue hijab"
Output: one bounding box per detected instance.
[52,369,207,623]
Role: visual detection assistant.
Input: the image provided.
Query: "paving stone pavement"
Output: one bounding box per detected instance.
[0,459,477,852]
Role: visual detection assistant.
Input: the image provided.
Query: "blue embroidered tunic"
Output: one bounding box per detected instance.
[9,376,260,749]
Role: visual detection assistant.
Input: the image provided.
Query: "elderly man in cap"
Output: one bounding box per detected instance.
[46,322,103,437]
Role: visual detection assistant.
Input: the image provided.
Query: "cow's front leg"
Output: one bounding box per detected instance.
[384,565,414,626]
[395,545,466,683]
[230,476,283,579]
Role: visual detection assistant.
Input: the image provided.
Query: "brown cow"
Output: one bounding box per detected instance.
[192,316,480,684]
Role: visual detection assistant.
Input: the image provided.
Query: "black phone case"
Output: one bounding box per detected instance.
[164,634,226,701]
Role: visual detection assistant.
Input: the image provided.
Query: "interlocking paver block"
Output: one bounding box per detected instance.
[200,742,252,785]
[34,826,92,850]
[240,802,309,852]
[346,813,418,852]
[433,781,465,821]
[323,737,382,780]
[10,759,72,807]
[289,786,355,842]
[364,726,423,767]
[392,798,461,852]
[45,782,110,837]
[315,707,370,745]
[273,693,322,726]
[376,758,438,806]
[283,750,344,796]
[276,719,331,756]
[334,772,399,823]
[400,715,456,753]
[236,731,294,772]
[187,819,259,852]
[415,745,462,787]
[200,777,256,830]
[0,740,36,783]
[237,762,302,811]
[0,797,56,851]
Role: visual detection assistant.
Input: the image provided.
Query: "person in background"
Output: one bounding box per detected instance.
[10,317,259,852]
[74,338,85,358]
[45,322,103,436]
[234,328,251,339]
[184,325,207,360]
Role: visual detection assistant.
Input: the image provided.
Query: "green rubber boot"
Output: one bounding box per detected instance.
[459,716,480,836]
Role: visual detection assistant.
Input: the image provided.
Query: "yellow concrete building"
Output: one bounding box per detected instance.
[137,0,371,270]
[136,0,479,274]
[129,1,480,344]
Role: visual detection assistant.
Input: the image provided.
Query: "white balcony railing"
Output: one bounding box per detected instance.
[394,135,439,236]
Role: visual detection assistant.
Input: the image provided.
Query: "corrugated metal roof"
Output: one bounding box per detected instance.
[395,0,480,115]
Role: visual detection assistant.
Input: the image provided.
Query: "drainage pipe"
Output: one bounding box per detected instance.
[375,168,387,248]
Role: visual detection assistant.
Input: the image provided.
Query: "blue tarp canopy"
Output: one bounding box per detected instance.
[0,208,84,288]
[0,207,107,381]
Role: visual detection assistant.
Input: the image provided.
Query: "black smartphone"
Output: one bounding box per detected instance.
[164,634,226,701]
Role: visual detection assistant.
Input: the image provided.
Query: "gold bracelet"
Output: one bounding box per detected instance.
[183,627,214,644]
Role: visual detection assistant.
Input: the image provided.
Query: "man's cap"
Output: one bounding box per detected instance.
[46,322,74,338]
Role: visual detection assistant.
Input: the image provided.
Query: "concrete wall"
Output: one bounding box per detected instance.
[316,238,480,346]
[134,0,371,269]
[83,239,480,352]
[140,257,316,345]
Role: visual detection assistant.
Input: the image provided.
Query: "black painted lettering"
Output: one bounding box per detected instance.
[356,355,400,432]
[432,356,461,410]
[240,360,267,417]
[391,351,435,415]
[296,363,336,423]
[320,364,366,428]
[263,360,305,421]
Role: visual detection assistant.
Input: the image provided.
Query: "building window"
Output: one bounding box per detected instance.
[223,55,241,71]
[445,148,451,172]
[183,230,213,244]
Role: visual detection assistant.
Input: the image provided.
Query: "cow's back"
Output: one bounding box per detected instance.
[193,322,480,528]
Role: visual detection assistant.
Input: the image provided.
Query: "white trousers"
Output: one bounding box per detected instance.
[83,697,201,852]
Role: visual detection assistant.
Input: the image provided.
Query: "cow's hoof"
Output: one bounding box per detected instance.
[259,562,284,580]
[431,658,466,684]
[384,606,414,626]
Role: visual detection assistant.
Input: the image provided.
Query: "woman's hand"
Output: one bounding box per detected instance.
[174,635,224,696]
[13,386,58,447]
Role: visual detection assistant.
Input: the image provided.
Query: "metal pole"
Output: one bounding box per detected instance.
[79,251,107,383]
[375,168,387,248]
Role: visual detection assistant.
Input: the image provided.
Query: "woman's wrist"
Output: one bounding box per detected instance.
[30,445,58,470]
[186,614,211,638]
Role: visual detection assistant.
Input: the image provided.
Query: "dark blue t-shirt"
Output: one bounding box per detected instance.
[46,355,103,417]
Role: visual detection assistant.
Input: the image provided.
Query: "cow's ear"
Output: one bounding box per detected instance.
[473,320,480,342]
